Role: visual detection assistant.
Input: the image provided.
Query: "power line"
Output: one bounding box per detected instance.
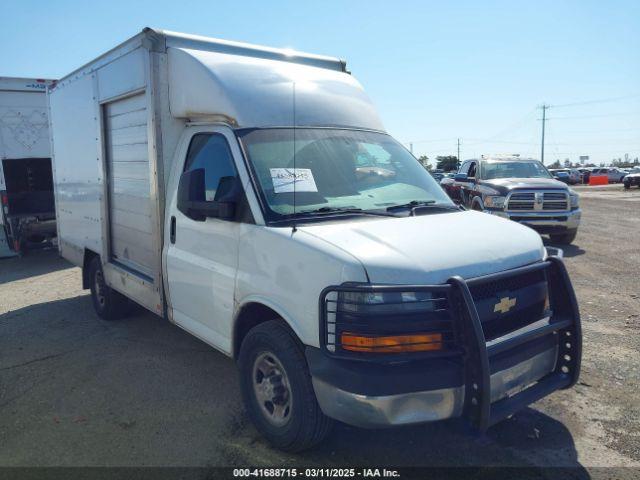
[463,138,640,146]
[481,108,537,142]
[544,112,640,120]
[544,149,640,155]
[559,127,640,134]
[405,137,458,144]
[408,97,640,161]
[550,93,640,109]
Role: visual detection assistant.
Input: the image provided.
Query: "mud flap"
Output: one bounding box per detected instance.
[0,228,17,258]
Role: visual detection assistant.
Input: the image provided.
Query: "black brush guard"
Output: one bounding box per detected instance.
[319,256,582,431]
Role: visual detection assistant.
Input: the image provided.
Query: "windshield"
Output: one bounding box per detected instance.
[481,161,552,180]
[237,128,454,221]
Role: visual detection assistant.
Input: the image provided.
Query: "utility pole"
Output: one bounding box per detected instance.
[457,138,461,163]
[409,142,414,154]
[540,104,548,165]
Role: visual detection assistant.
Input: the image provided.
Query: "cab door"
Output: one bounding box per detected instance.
[164,127,245,354]
[458,160,477,207]
[448,161,468,203]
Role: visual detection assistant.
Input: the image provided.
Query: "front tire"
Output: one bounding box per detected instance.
[88,257,130,320]
[550,229,578,245]
[238,320,333,452]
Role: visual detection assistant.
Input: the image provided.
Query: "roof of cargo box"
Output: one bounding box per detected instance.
[167,46,383,130]
[156,28,348,72]
[52,28,384,131]
[157,29,383,130]
[0,77,55,92]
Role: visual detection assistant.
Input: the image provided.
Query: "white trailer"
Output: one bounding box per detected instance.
[49,28,581,451]
[0,77,56,257]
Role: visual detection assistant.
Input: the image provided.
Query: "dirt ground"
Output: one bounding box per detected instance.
[0,183,638,475]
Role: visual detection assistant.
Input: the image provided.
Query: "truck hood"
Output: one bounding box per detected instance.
[298,210,545,284]
[480,177,568,194]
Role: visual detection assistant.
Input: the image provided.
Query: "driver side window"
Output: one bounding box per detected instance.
[184,133,238,202]
[467,161,477,179]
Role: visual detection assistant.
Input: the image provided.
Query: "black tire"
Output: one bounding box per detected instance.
[88,257,130,320]
[550,229,578,245]
[624,182,630,190]
[238,320,333,452]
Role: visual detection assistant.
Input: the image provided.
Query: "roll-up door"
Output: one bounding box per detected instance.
[104,93,154,278]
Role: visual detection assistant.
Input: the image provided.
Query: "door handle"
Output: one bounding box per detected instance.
[170,216,176,244]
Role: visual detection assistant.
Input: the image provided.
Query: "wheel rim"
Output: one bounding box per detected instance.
[94,269,106,307]
[252,351,292,426]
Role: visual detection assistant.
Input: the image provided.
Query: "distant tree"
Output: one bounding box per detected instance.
[563,159,571,168]
[548,160,561,169]
[436,155,460,172]
[417,155,430,169]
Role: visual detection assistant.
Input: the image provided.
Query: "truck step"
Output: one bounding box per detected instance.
[488,372,572,427]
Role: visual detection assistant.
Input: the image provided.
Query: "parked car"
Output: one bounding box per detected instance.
[49,28,582,451]
[623,172,640,189]
[439,173,454,185]
[591,168,627,183]
[430,171,445,182]
[568,169,583,184]
[577,168,591,183]
[549,168,580,184]
[549,170,572,184]
[0,77,57,257]
[440,155,581,244]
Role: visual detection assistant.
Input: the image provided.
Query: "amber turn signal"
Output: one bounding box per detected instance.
[341,332,443,353]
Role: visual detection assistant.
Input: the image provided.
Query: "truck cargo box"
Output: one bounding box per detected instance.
[48,28,376,314]
[0,77,56,257]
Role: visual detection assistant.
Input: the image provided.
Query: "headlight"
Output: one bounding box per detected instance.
[338,290,439,313]
[324,287,452,355]
[569,190,579,208]
[484,195,506,209]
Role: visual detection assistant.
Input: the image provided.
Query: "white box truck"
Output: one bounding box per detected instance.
[49,28,582,451]
[0,77,57,257]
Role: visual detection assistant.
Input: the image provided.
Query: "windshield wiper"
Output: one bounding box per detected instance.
[298,206,398,218]
[386,200,458,215]
[386,200,435,211]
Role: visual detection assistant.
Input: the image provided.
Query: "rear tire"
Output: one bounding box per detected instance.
[238,320,333,452]
[550,229,577,245]
[624,182,630,190]
[88,257,130,320]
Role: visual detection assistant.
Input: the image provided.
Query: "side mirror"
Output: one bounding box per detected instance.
[454,173,469,182]
[177,169,240,221]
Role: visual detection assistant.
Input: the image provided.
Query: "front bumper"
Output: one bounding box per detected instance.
[311,343,557,428]
[625,176,640,186]
[488,208,581,234]
[313,257,582,431]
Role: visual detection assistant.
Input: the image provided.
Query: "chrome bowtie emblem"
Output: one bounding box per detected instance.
[494,296,517,314]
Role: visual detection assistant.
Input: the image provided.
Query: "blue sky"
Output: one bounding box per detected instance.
[2,0,638,165]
